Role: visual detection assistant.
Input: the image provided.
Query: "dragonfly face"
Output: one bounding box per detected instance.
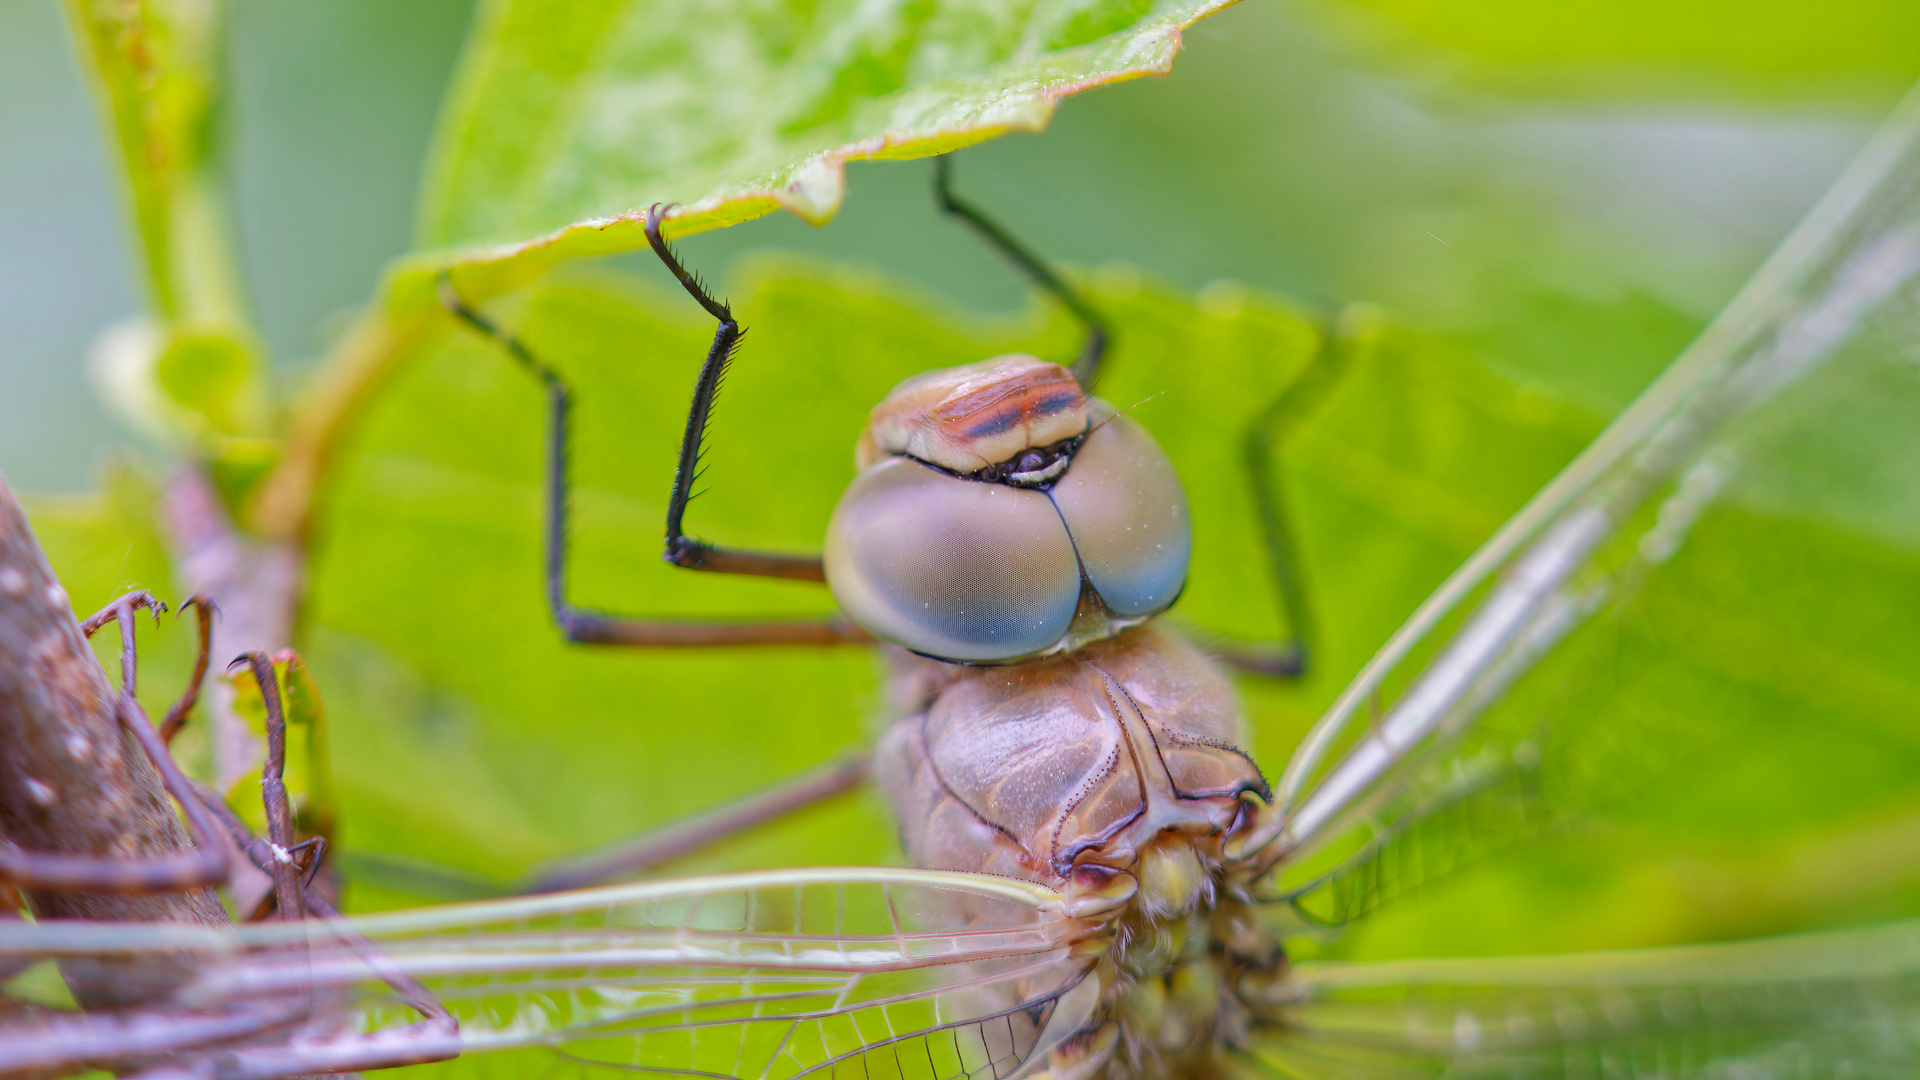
[825,355,1192,663]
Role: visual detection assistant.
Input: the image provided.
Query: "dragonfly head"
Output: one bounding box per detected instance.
[826,355,1191,664]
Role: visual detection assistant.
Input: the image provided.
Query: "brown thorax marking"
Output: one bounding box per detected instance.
[882,630,1264,904]
[858,355,1089,474]
[1053,673,1239,923]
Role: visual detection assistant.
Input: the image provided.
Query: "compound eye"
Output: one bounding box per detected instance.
[825,457,1082,662]
[1050,415,1191,618]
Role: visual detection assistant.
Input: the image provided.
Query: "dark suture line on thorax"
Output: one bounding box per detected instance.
[1046,743,1130,876]
[1045,668,1156,876]
[1095,657,1270,804]
[1158,730,1272,803]
[1104,672,1178,796]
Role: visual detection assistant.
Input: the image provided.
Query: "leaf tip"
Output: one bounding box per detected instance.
[779,154,852,226]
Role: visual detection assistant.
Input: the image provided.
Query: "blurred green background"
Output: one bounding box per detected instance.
[5,0,1920,975]
[6,0,1912,490]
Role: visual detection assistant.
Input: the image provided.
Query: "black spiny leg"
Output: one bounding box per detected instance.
[1207,307,1376,679]
[643,207,828,581]
[438,206,868,647]
[933,155,1109,390]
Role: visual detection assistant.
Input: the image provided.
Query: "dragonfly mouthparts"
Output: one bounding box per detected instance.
[968,434,1085,488]
[1009,457,1073,485]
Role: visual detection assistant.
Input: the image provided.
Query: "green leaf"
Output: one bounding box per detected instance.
[64,0,272,475]
[155,331,257,433]
[275,252,1920,964]
[1326,0,1920,99]
[282,255,1600,905]
[248,0,1242,540]
[416,0,1238,275]
[64,0,253,326]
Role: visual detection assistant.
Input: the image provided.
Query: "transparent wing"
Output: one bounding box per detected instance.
[1236,83,1920,920]
[0,866,1104,1080]
[1256,740,1552,931]
[1248,917,1920,1078]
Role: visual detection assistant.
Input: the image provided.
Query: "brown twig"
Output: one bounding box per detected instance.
[0,474,228,1005]
[0,596,253,903]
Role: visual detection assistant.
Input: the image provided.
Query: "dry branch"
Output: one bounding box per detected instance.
[0,474,227,1004]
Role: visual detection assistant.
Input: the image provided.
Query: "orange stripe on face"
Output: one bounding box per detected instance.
[863,355,1090,473]
[936,368,1084,439]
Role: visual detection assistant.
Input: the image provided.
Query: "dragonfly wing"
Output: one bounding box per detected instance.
[1251,916,1920,1077]
[0,867,1104,1080]
[1246,87,1920,931]
[1254,736,1552,932]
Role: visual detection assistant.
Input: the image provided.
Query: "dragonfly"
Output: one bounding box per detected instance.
[11,90,1920,1078]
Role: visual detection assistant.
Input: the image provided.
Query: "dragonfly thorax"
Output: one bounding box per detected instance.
[826,356,1194,663]
[875,626,1267,889]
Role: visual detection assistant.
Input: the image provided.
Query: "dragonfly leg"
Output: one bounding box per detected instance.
[288,835,328,887]
[642,205,837,581]
[933,154,1109,389]
[79,588,166,694]
[0,808,226,894]
[229,652,306,920]
[319,754,870,898]
[157,593,216,743]
[525,752,871,892]
[180,779,453,1027]
[438,264,870,648]
[1204,306,1379,679]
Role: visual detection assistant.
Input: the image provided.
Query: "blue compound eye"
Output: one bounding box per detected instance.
[1050,415,1191,618]
[825,457,1082,662]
